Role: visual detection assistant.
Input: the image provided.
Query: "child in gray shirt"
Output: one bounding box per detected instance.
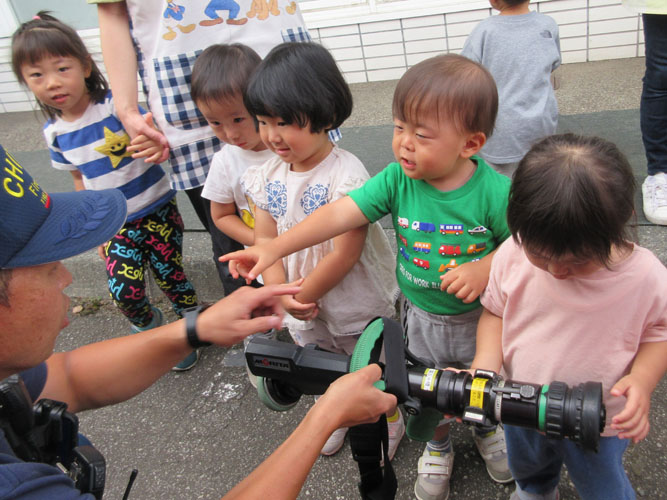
[462,0,561,177]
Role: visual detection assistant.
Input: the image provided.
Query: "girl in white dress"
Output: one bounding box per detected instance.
[242,42,401,456]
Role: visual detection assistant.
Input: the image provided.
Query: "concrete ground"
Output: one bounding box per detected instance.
[1,57,666,499]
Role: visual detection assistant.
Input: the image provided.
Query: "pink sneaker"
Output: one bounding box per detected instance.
[385,409,405,461]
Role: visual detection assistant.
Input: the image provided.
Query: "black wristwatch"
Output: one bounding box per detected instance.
[183,305,212,348]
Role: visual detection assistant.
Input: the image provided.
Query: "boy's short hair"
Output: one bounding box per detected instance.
[244,42,353,133]
[191,43,262,106]
[508,133,636,265]
[392,54,497,137]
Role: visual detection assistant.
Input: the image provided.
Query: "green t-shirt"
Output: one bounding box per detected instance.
[348,158,511,315]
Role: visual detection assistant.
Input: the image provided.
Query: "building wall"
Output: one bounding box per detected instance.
[0,0,644,113]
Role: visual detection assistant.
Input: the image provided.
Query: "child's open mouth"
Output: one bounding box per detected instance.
[401,157,416,169]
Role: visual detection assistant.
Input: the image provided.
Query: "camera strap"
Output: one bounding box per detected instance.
[347,317,410,500]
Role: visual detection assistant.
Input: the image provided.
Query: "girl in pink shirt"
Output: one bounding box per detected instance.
[472,133,667,500]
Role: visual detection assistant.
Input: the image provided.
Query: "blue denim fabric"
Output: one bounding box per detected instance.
[505,425,635,500]
[641,14,667,175]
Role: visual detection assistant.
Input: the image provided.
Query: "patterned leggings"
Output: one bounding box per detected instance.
[103,198,198,327]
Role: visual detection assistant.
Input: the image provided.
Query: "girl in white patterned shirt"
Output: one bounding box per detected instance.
[242,41,401,456]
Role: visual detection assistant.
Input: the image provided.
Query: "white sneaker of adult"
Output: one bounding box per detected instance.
[642,173,667,225]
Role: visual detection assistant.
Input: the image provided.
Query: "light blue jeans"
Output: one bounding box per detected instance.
[505,425,635,500]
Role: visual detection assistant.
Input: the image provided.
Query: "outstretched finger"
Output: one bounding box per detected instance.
[254,283,302,303]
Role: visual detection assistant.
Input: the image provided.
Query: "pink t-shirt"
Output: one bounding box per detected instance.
[482,238,667,435]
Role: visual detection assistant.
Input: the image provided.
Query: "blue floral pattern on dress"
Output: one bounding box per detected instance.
[266,181,287,218]
[300,183,329,215]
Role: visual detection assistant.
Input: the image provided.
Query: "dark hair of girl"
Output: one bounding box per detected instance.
[11,11,108,120]
[508,133,636,265]
[244,42,352,133]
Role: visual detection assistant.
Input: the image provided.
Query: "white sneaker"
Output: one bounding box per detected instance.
[414,446,454,500]
[642,173,667,225]
[321,427,348,456]
[381,409,405,464]
[472,425,513,484]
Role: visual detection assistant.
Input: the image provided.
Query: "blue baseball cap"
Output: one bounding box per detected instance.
[0,145,127,269]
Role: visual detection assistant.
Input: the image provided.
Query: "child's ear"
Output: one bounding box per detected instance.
[84,57,93,79]
[461,132,486,158]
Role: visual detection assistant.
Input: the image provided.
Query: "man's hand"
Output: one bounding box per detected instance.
[221,363,397,500]
[220,243,280,283]
[197,284,300,346]
[316,364,398,429]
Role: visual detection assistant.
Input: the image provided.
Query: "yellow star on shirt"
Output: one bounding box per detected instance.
[95,127,132,168]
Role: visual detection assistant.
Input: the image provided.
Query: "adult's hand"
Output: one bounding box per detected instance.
[127,112,170,163]
[197,284,301,346]
[316,364,398,429]
[97,1,169,163]
[221,364,396,500]
[121,110,170,163]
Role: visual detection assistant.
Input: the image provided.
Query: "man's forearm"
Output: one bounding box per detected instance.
[43,320,191,412]
[222,401,336,499]
[222,364,396,499]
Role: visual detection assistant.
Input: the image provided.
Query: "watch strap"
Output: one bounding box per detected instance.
[183,305,212,348]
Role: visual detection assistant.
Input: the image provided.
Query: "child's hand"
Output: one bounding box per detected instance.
[281,295,319,321]
[127,112,170,163]
[128,134,166,163]
[221,244,280,283]
[277,279,318,320]
[280,295,318,321]
[440,260,489,303]
[97,243,107,261]
[119,110,170,163]
[610,374,653,443]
